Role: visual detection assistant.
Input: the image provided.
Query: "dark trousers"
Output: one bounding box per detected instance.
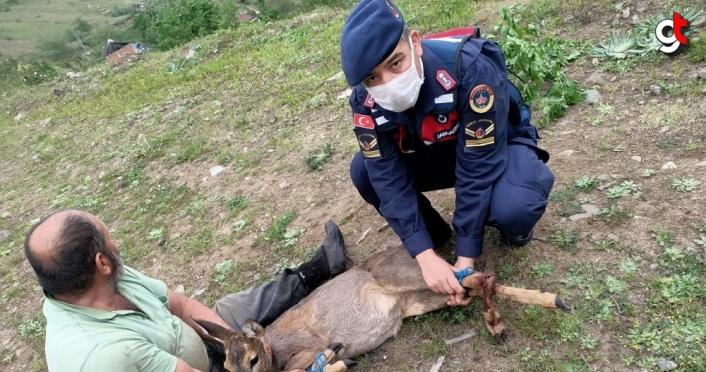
[206,268,308,372]
[349,141,554,242]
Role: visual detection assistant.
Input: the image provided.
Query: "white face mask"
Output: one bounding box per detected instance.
[366,37,425,112]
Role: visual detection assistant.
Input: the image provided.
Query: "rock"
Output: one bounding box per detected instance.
[67,71,81,79]
[698,68,706,80]
[650,263,659,270]
[337,88,353,100]
[692,16,706,28]
[661,161,677,170]
[0,230,10,242]
[657,359,677,371]
[210,165,225,177]
[638,100,645,105]
[191,288,206,301]
[325,71,344,84]
[0,212,10,218]
[610,76,617,82]
[592,58,599,65]
[631,156,642,162]
[581,204,601,215]
[702,85,706,95]
[631,14,639,24]
[584,89,602,104]
[40,117,52,126]
[649,85,661,95]
[621,8,630,19]
[137,133,145,141]
[185,49,196,59]
[557,150,574,157]
[279,181,290,189]
[695,161,706,167]
[211,100,221,107]
[569,213,594,221]
[157,238,167,246]
[173,285,185,295]
[564,15,575,23]
[607,233,619,241]
[586,72,605,85]
[659,126,670,134]
[52,86,65,96]
[14,112,27,121]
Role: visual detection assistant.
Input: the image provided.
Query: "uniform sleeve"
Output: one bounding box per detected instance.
[81,339,179,372]
[452,47,510,259]
[351,107,434,258]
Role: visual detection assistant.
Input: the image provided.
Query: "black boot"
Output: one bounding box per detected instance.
[417,193,452,248]
[295,220,347,292]
[501,229,534,248]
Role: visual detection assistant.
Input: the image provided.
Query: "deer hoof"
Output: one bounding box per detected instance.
[555,296,572,313]
[343,359,358,368]
[494,330,509,345]
[328,342,343,353]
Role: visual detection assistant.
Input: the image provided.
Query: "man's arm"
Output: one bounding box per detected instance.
[452,52,509,266]
[167,288,234,337]
[175,358,202,372]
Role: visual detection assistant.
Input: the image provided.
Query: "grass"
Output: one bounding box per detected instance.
[1,0,706,370]
[0,0,130,57]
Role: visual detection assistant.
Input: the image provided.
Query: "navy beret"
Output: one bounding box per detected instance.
[340,0,405,87]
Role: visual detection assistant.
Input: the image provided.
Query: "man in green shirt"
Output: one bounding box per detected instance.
[24,208,349,372]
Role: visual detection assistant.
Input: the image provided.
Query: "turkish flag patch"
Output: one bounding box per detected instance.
[436,70,457,91]
[353,114,374,129]
[363,93,375,108]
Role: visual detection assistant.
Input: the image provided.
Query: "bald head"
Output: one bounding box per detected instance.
[24,209,116,296]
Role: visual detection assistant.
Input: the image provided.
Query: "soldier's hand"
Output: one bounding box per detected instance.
[416,249,465,298]
[305,343,357,372]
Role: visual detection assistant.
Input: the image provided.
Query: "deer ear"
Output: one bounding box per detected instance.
[190,316,233,345]
[243,319,265,338]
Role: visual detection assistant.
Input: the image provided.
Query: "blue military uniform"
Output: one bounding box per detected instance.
[341,0,555,260]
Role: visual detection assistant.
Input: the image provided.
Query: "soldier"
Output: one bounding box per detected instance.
[339,0,555,306]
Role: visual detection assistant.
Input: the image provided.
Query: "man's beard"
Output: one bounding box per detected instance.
[107,250,125,292]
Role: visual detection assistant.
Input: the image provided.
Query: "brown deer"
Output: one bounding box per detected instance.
[194,243,571,372]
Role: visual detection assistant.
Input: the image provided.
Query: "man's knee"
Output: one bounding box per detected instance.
[491,189,548,237]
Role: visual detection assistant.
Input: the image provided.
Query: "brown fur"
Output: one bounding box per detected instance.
[194,244,571,372]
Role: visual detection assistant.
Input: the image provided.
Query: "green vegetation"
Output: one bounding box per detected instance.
[2,0,706,370]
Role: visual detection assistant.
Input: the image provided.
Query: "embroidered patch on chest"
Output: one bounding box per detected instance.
[364,93,375,108]
[469,84,494,113]
[436,70,457,91]
[353,113,375,129]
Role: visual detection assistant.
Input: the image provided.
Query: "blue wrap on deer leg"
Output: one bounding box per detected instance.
[454,267,475,299]
[307,352,328,372]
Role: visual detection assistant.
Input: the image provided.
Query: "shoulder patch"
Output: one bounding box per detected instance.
[354,128,381,158]
[435,70,457,91]
[363,93,375,108]
[464,113,495,150]
[469,84,494,113]
[353,113,375,129]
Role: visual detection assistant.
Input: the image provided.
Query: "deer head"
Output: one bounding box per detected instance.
[192,317,273,372]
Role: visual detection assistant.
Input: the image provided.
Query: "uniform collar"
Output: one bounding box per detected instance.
[378,44,459,125]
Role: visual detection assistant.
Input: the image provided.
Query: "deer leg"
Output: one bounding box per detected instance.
[477,274,508,344]
[459,272,572,312]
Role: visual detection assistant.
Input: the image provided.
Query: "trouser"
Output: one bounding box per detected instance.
[349,139,555,244]
[206,268,308,372]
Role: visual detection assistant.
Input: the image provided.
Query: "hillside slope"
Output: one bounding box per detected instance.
[1,0,705,370]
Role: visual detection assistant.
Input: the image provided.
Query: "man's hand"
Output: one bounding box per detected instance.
[415,250,466,305]
[448,256,476,307]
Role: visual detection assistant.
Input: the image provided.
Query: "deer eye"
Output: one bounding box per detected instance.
[249,355,259,368]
